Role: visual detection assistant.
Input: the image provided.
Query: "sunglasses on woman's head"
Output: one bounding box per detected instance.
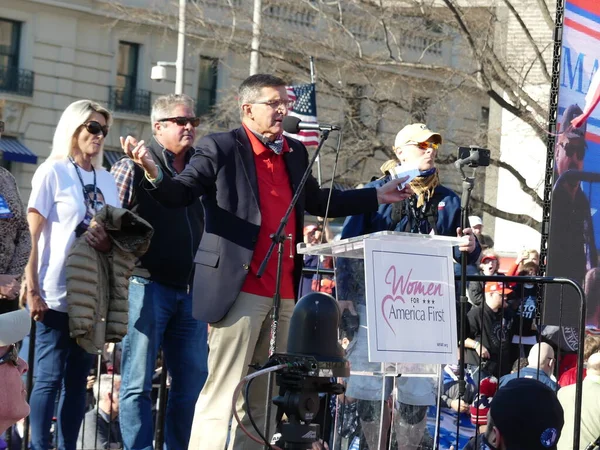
[84,121,109,137]
[0,344,19,367]
[159,116,201,128]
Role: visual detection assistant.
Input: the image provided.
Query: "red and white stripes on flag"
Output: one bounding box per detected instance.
[285,83,319,147]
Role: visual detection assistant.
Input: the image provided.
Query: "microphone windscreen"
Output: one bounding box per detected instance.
[282,116,301,134]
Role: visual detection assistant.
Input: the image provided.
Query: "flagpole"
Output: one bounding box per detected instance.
[249,0,262,75]
[310,57,323,188]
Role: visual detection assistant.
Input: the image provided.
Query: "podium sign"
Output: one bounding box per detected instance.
[364,235,458,364]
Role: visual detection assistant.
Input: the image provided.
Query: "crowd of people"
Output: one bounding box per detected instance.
[0,72,598,450]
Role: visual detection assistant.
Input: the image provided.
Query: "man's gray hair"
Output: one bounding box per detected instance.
[151,94,195,134]
[238,74,287,109]
[93,374,121,401]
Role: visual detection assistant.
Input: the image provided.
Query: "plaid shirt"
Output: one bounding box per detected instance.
[110,158,136,209]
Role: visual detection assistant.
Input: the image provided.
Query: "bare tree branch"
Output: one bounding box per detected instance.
[536,0,556,30]
[471,197,541,230]
[437,154,543,208]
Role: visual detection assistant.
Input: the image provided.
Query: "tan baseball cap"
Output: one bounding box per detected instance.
[394,123,442,149]
[0,309,31,347]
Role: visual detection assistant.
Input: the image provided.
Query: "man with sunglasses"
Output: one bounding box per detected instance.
[546,103,597,327]
[334,123,479,450]
[0,308,30,436]
[122,74,414,450]
[111,94,207,450]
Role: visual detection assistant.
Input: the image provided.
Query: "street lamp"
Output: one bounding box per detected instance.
[150,0,186,94]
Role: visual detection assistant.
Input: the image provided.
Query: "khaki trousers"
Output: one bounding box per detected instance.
[188,291,295,450]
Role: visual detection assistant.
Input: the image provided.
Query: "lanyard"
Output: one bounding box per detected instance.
[69,156,98,212]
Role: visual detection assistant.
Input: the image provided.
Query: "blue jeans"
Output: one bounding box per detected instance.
[120,277,208,450]
[29,309,94,450]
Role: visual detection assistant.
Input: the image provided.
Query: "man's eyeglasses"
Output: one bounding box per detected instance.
[159,116,201,128]
[559,141,585,160]
[252,99,295,110]
[0,344,19,367]
[406,141,439,151]
[0,120,4,133]
[83,121,109,137]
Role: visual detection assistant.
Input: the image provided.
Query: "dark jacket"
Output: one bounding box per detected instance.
[337,177,481,304]
[144,127,380,323]
[124,142,204,289]
[468,270,504,307]
[546,184,597,326]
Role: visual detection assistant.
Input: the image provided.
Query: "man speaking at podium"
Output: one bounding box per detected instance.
[337,123,480,449]
[122,73,415,450]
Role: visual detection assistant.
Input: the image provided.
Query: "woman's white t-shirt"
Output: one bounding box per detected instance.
[28,159,119,312]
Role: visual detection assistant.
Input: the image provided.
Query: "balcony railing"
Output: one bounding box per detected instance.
[0,66,34,96]
[109,86,151,116]
[264,5,317,28]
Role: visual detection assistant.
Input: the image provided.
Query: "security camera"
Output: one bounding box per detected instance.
[150,65,167,82]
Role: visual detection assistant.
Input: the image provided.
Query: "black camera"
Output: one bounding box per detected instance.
[268,292,348,449]
[457,146,491,168]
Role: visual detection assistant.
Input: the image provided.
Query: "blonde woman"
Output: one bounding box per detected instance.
[25,100,119,450]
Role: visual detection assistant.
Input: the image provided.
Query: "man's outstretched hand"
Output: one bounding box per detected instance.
[376,176,414,204]
[121,135,159,179]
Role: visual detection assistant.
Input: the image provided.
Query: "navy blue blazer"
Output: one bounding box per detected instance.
[145,126,380,323]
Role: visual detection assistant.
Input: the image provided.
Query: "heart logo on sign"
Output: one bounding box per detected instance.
[381,294,405,335]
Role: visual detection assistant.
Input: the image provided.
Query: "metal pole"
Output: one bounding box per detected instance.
[22,320,35,450]
[154,350,169,449]
[175,0,186,95]
[309,57,323,187]
[249,0,262,75]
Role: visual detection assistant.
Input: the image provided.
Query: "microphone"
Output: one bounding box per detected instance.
[282,116,340,134]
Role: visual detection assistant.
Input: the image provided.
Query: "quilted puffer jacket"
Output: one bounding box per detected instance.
[65,205,153,354]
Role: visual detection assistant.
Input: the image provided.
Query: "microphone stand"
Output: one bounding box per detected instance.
[584,434,600,450]
[454,161,476,449]
[256,128,332,449]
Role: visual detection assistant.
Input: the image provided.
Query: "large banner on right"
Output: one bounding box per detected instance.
[545,0,600,337]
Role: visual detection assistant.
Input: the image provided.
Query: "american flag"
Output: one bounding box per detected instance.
[285,83,319,146]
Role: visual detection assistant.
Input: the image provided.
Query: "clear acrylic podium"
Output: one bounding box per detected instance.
[298,231,476,450]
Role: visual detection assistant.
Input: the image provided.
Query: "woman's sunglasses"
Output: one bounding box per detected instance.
[84,121,109,137]
[159,116,201,127]
[0,344,19,367]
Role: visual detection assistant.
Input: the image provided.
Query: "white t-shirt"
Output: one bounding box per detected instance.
[28,159,119,312]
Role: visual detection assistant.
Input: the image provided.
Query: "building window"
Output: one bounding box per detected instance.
[196,57,218,116]
[110,42,150,115]
[0,19,32,96]
[0,19,20,69]
[117,42,139,93]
